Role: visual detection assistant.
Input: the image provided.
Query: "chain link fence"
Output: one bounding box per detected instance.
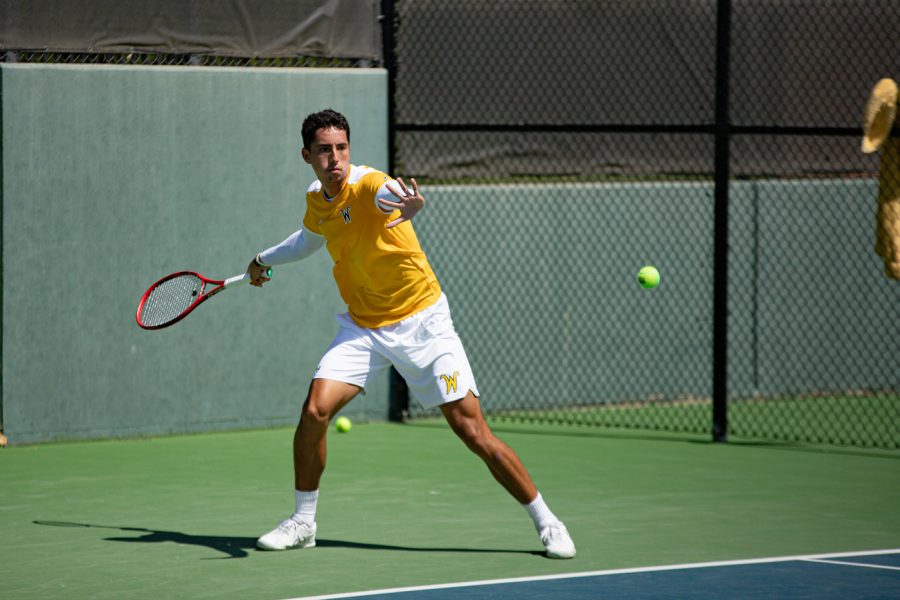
[390,0,900,448]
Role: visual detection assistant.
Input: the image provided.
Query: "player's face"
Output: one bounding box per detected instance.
[302,127,350,194]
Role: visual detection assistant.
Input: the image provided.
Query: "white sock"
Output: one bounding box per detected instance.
[291,489,319,525]
[522,492,559,531]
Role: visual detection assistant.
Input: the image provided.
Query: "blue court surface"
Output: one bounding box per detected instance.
[288,549,900,600]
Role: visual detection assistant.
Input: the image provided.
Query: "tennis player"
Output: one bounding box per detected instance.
[247,109,575,559]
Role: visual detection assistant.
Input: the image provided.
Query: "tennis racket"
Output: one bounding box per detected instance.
[136,269,270,330]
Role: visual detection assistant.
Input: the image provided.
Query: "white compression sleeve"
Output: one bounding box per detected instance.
[374,180,414,214]
[374,182,396,214]
[257,228,325,266]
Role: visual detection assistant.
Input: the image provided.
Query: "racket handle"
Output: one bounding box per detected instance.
[225,273,252,287]
[225,267,272,287]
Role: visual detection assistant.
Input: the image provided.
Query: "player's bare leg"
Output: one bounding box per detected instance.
[440,391,576,558]
[440,391,537,503]
[257,378,360,551]
[294,378,361,490]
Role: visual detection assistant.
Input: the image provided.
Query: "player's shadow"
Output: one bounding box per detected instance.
[33,521,542,559]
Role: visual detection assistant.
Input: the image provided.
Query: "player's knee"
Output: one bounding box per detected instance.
[299,395,331,430]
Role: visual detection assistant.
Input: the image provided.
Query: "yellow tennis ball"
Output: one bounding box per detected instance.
[335,416,352,433]
[638,266,660,288]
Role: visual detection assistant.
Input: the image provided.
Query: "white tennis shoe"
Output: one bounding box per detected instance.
[256,518,317,551]
[540,521,576,559]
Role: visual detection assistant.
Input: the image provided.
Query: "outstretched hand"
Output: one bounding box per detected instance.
[381,177,424,229]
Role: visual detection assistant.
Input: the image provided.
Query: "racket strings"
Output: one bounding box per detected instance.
[139,274,204,327]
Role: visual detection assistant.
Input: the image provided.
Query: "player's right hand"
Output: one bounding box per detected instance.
[247,255,273,287]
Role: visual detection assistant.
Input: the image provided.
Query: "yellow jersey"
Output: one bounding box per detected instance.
[302,165,442,328]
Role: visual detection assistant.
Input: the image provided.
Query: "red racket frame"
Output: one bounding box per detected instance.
[135,271,230,330]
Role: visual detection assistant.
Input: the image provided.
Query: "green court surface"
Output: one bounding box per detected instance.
[2,422,899,599]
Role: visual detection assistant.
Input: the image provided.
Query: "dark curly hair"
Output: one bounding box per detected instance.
[301,109,350,150]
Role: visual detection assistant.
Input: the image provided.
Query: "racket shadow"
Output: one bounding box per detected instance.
[33,520,255,560]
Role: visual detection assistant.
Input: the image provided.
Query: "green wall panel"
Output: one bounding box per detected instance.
[1,64,389,444]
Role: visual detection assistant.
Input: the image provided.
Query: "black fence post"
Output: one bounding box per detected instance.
[381,0,410,423]
[712,0,732,443]
[381,0,396,176]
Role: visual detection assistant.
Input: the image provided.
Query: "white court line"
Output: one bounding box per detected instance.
[804,558,900,571]
[283,548,900,600]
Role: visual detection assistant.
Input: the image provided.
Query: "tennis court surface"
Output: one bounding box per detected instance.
[3,422,899,599]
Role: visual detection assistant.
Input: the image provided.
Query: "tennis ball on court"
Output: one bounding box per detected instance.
[335,416,352,433]
[638,266,660,289]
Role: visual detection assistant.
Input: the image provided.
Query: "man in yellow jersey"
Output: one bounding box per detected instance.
[248,109,575,559]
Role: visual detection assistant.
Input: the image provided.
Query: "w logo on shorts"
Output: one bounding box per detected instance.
[440,371,460,395]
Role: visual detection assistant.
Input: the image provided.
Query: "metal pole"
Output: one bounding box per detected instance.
[381,0,410,423]
[712,0,732,443]
[381,0,397,177]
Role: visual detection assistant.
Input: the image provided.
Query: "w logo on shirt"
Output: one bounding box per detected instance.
[340,206,352,223]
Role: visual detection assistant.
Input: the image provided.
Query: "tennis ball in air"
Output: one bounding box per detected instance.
[335,416,352,433]
[638,266,660,288]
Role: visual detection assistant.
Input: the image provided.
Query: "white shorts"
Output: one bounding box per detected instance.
[314,294,479,409]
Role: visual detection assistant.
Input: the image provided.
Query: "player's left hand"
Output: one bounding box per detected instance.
[382,177,424,229]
